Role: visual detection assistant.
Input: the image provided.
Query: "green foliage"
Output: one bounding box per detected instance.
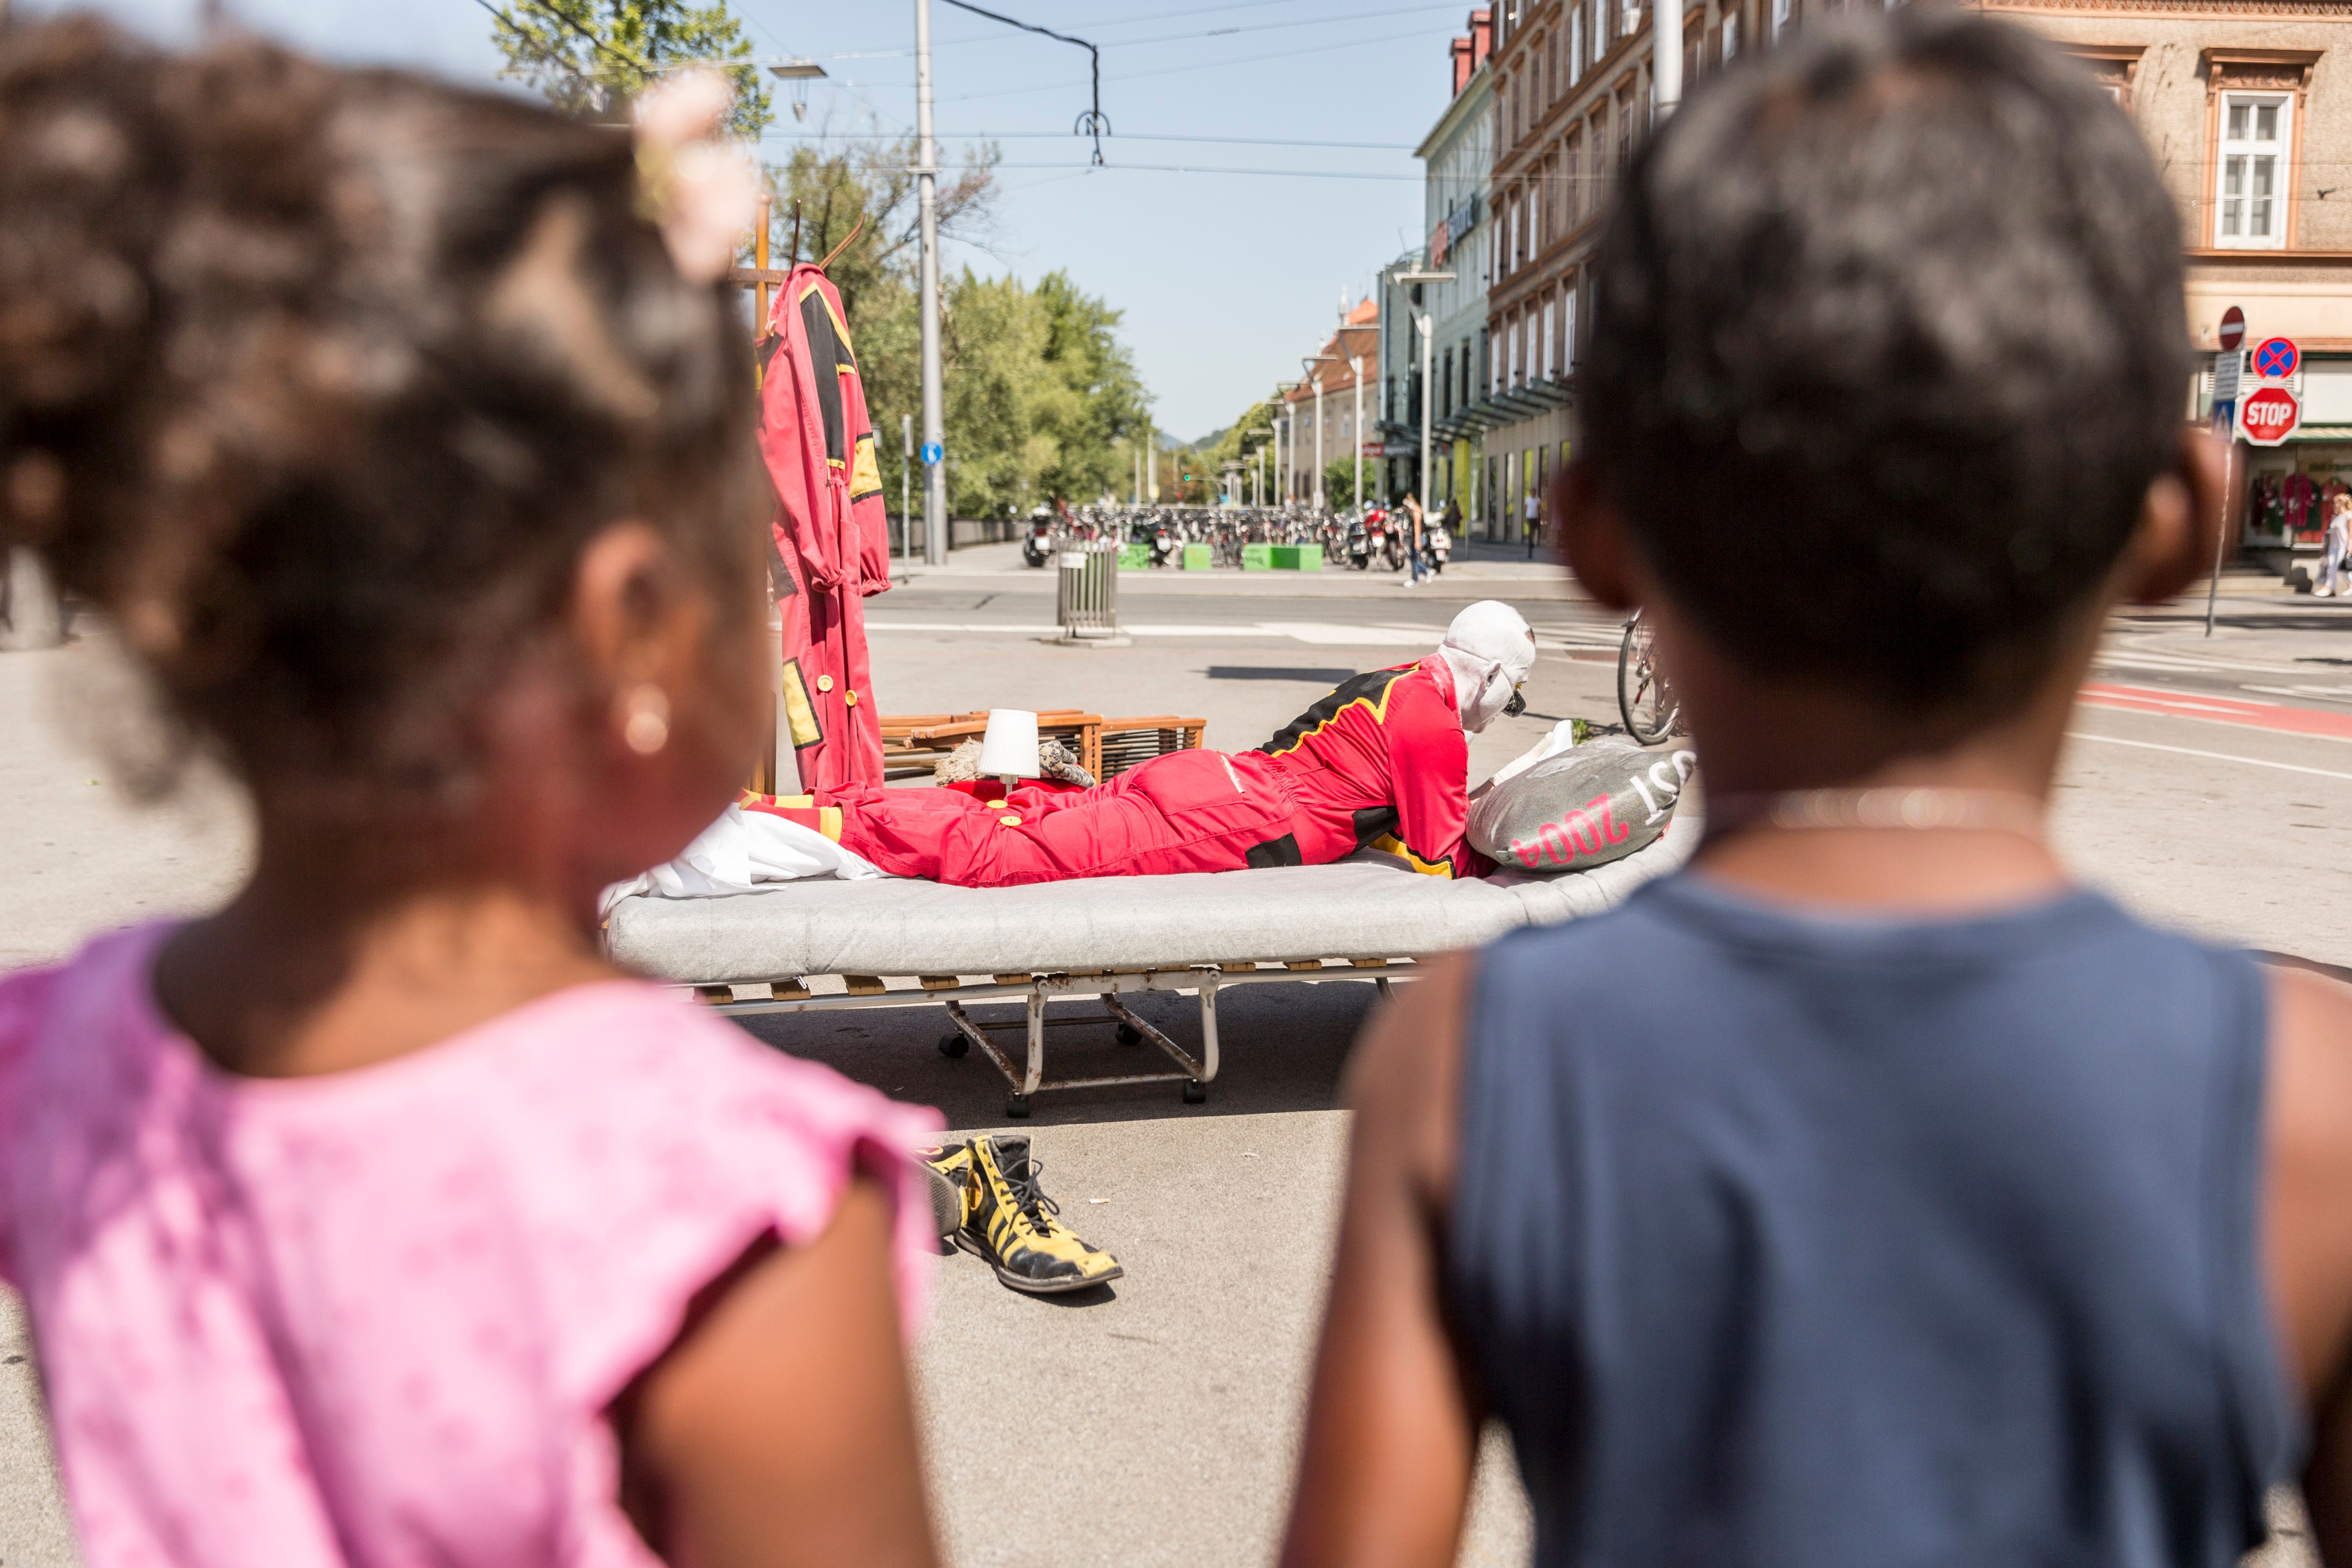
[755,132,1147,522]
[488,0,771,137]
[939,268,1151,517]
[1323,456,1373,510]
[1185,399,1280,505]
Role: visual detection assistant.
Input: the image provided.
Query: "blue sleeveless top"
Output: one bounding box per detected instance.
[1451,873,2299,1567]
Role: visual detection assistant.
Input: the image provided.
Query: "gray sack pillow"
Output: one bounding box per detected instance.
[1469,737,1696,874]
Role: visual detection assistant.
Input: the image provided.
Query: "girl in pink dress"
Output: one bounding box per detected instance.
[0,19,941,1568]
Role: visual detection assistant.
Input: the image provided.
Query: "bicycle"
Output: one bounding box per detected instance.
[1615,608,1683,744]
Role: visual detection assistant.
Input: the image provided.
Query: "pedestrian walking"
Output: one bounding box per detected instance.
[0,24,941,1568]
[1281,13,2352,1567]
[2318,493,2350,597]
[1402,492,1427,587]
[1524,486,1543,558]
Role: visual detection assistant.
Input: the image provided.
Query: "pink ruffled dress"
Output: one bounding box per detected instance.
[0,924,942,1568]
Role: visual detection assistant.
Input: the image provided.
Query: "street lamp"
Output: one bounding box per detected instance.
[1390,269,1456,531]
[1351,355,1366,512]
[1303,354,1339,512]
[1272,381,1298,506]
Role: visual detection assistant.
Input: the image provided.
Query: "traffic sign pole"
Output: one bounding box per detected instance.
[2207,307,2246,637]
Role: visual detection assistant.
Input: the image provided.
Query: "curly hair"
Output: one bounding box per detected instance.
[1579,8,2189,711]
[0,17,761,808]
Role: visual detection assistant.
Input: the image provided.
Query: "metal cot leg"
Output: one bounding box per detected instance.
[1196,972,1221,1085]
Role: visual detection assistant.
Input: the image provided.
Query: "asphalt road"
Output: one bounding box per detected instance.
[0,561,2345,1566]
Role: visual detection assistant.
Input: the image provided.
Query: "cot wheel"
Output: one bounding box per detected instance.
[1182,1080,1207,1105]
[1115,1022,1143,1045]
[1006,1093,1033,1118]
[938,1032,969,1059]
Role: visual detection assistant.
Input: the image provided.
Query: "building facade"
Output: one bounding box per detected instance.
[2007,0,2352,568]
[1480,0,2352,559]
[1385,10,1496,519]
[1281,298,1382,508]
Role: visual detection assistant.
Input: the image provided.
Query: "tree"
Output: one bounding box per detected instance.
[488,0,772,137]
[936,269,1152,518]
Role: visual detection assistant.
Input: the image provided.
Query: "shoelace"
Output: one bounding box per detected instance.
[1000,1153,1062,1233]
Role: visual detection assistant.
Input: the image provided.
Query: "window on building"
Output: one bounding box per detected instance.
[1595,0,1609,53]
[1542,297,1556,380]
[1722,10,1739,60]
[1564,286,1578,369]
[2215,92,2290,249]
[1772,0,1792,43]
[1623,0,1642,43]
[1570,8,1583,83]
[1546,31,1557,105]
[1509,197,1522,271]
[1439,350,1453,417]
[1565,130,1582,226]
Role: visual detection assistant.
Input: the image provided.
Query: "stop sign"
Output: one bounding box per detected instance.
[2242,384,2301,446]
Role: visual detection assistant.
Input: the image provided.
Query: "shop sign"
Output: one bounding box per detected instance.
[2242,384,2301,446]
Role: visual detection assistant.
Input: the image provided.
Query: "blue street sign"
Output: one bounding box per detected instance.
[2253,337,2299,381]
[921,441,944,466]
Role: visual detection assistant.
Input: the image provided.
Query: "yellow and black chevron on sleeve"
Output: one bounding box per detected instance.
[849,430,884,502]
[1253,665,1416,758]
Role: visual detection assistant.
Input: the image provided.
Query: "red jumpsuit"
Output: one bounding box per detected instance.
[757,265,892,791]
[825,657,1494,887]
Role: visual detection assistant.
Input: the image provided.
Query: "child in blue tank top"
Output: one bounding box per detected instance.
[1281,11,2352,1568]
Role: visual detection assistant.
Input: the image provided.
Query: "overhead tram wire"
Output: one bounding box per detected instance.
[758,130,1420,151]
[825,1,1465,60]
[941,24,1439,104]
[934,0,1110,165]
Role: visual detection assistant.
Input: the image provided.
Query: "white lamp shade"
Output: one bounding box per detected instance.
[976,709,1041,779]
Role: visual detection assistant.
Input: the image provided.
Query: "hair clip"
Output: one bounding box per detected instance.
[633,70,761,285]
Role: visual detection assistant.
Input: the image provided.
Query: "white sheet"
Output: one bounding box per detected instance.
[600,804,887,915]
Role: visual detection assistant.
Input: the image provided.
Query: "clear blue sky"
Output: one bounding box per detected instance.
[32,0,1467,442]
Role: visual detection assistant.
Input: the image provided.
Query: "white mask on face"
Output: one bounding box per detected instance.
[1437,600,1537,733]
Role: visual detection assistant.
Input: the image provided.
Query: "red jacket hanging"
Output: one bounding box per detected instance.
[756,265,892,791]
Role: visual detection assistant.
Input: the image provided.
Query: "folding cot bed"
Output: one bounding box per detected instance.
[604,813,1699,1116]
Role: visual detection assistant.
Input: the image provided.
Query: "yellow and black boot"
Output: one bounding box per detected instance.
[921,1142,976,1250]
[958,1134,1122,1295]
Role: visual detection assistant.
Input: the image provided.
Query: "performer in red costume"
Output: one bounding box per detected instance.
[756,263,892,791]
[810,602,1536,888]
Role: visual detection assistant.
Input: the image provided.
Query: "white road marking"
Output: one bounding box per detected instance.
[2067,731,2352,782]
[1246,622,1437,645]
[2241,684,2352,702]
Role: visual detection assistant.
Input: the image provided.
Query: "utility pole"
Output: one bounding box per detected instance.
[1146,427,1155,503]
[1272,402,1283,504]
[1390,267,1455,539]
[1311,378,1325,510]
[1352,355,1365,511]
[916,0,947,565]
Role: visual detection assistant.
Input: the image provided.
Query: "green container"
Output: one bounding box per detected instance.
[1241,543,1274,571]
[1270,544,1323,571]
[1117,543,1150,570]
[1183,543,1214,570]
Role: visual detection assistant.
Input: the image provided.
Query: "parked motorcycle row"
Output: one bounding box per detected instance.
[1018,504,1451,574]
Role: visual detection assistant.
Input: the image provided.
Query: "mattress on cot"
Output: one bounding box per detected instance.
[606,813,1698,986]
